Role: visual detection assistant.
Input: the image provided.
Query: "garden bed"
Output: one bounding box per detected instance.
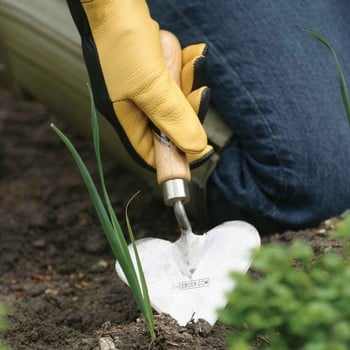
[0,87,340,349]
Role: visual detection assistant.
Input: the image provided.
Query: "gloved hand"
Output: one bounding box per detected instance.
[67,0,213,169]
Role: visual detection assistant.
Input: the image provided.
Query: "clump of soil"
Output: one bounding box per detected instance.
[0,87,342,349]
[96,314,229,349]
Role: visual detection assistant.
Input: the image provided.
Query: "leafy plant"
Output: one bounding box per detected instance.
[219,31,350,350]
[0,303,9,350]
[51,87,155,340]
[219,235,350,350]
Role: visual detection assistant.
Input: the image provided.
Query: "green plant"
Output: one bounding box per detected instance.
[332,213,350,249]
[302,29,350,124]
[219,235,350,350]
[51,87,155,340]
[0,303,9,350]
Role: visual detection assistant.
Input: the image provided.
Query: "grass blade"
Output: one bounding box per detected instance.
[125,192,155,339]
[303,29,350,124]
[86,86,155,339]
[50,123,151,325]
[88,85,122,234]
[50,123,118,254]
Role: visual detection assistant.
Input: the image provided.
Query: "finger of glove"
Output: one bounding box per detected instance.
[186,87,211,123]
[181,44,208,96]
[113,98,212,170]
[182,56,208,97]
[187,144,214,169]
[182,43,208,66]
[113,100,156,168]
[133,76,208,155]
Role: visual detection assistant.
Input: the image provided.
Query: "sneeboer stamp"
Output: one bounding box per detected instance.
[172,278,210,292]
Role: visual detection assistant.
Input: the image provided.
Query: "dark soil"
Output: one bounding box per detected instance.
[0,87,341,349]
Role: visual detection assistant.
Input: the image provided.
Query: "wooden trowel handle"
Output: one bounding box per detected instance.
[153,31,191,186]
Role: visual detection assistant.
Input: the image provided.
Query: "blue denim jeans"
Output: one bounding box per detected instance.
[147,0,350,233]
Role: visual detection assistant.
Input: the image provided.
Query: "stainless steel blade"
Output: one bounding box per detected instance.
[116,220,260,326]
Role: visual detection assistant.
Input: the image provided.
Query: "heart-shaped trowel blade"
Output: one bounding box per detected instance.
[115,220,260,326]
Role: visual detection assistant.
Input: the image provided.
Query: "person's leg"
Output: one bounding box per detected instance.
[147,0,350,233]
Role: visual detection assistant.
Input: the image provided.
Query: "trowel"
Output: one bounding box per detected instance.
[116,31,260,327]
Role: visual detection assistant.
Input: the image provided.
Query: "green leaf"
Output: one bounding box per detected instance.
[88,85,122,234]
[86,87,154,339]
[303,29,350,124]
[331,214,350,242]
[125,192,155,339]
[50,124,119,257]
[50,123,155,339]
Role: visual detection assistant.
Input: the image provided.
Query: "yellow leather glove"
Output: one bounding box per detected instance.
[67,0,213,169]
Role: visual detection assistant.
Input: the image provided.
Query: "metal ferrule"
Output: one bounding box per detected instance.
[162,179,190,206]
